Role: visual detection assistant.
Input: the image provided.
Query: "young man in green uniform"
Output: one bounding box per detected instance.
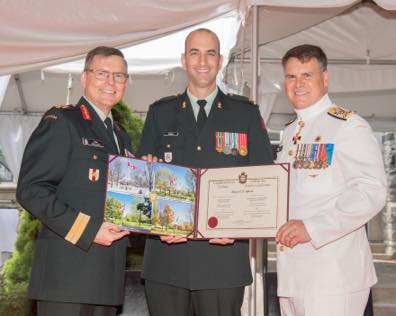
[137,28,273,316]
[17,46,132,316]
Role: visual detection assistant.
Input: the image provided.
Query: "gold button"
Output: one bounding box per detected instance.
[288,150,294,156]
[166,144,171,148]
[196,145,202,151]
[92,154,98,160]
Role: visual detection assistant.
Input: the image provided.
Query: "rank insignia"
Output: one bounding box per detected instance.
[181,100,187,109]
[217,101,222,109]
[44,114,58,120]
[327,106,353,120]
[164,152,173,163]
[88,168,99,182]
[54,104,72,109]
[80,104,92,120]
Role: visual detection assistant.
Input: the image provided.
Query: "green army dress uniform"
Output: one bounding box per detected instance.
[17,97,132,306]
[137,89,273,291]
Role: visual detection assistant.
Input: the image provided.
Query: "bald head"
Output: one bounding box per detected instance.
[184,28,221,55]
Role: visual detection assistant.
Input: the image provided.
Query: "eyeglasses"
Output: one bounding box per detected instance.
[85,69,129,84]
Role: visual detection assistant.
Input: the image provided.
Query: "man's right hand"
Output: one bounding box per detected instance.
[94,222,130,246]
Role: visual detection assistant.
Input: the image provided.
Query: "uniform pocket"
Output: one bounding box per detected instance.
[159,134,185,163]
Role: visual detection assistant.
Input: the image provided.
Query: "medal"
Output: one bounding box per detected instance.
[238,133,248,156]
[215,132,224,152]
[224,132,231,154]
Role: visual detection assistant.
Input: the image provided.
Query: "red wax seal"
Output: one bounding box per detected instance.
[208,217,218,228]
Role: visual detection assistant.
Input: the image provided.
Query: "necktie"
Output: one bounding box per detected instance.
[197,99,207,131]
[104,117,118,152]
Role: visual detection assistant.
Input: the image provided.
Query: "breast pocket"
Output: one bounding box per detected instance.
[159,134,185,164]
[65,146,108,191]
[298,167,333,194]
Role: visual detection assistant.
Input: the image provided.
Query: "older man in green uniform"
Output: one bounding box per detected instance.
[137,28,273,316]
[17,46,132,316]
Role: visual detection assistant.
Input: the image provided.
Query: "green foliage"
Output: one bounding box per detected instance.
[2,211,40,293]
[112,100,144,153]
[0,210,40,315]
[0,283,34,316]
[105,197,124,222]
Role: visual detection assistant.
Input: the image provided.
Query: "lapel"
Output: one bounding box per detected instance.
[77,97,119,154]
[113,122,126,154]
[175,92,197,136]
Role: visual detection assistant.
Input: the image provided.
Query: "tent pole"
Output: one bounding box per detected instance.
[249,5,259,316]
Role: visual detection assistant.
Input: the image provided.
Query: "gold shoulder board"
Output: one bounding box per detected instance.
[327,106,353,121]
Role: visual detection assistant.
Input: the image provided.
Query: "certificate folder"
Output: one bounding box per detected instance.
[105,155,289,239]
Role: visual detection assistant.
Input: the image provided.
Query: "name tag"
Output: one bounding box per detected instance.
[163,132,179,137]
[82,138,104,148]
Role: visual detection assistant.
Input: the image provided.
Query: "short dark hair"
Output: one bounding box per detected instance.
[184,28,221,54]
[84,46,127,71]
[282,44,327,71]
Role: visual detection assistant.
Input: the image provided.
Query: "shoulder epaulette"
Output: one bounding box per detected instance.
[226,93,257,106]
[152,94,179,106]
[285,116,297,126]
[52,104,74,110]
[327,105,353,121]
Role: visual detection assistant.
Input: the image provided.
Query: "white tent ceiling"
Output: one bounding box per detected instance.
[0,0,239,75]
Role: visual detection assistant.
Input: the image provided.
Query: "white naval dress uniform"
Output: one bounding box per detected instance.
[275,94,387,315]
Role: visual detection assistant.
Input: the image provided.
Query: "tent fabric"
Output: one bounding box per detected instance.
[246,0,396,10]
[0,115,41,180]
[0,0,239,75]
[226,2,396,132]
[0,76,10,110]
[0,209,19,267]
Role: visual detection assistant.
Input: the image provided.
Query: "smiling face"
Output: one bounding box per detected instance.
[80,54,127,115]
[284,57,328,110]
[181,30,223,98]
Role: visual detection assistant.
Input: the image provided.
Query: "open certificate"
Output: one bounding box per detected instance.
[196,166,288,238]
[105,155,289,239]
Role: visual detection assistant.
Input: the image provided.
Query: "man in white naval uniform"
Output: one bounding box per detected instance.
[275,44,387,316]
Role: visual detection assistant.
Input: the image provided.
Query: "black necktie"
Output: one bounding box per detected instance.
[197,99,207,131]
[104,117,118,152]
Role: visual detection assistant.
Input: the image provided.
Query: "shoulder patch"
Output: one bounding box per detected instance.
[43,114,58,121]
[327,106,353,121]
[285,116,297,126]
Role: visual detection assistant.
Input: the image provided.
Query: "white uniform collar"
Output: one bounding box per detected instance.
[295,94,332,121]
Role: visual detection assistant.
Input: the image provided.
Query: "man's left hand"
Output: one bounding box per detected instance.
[276,220,311,248]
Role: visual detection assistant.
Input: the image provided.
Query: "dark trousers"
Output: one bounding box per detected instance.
[145,280,245,316]
[37,300,118,316]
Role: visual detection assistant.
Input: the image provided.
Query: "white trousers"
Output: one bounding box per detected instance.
[279,288,370,316]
